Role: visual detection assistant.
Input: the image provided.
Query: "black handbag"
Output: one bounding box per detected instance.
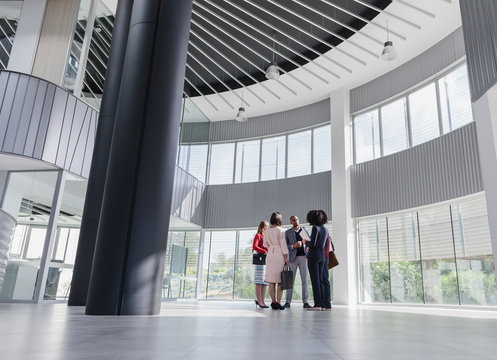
[252,253,266,265]
[280,265,294,290]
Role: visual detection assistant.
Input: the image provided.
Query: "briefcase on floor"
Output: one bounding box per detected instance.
[281,265,294,290]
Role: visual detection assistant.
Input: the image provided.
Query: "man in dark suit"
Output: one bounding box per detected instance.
[283,215,311,308]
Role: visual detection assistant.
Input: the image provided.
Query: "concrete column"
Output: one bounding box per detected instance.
[330,88,357,305]
[85,0,193,315]
[68,0,134,308]
[471,84,497,277]
[7,0,47,74]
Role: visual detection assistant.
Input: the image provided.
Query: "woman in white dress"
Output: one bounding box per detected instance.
[263,212,290,310]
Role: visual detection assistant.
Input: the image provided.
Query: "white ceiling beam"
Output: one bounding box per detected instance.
[193,5,325,87]
[351,0,422,29]
[201,0,340,79]
[243,0,367,66]
[189,28,284,99]
[317,0,408,41]
[289,0,383,46]
[188,39,265,104]
[186,63,235,109]
[392,0,436,18]
[222,0,352,73]
[188,51,250,107]
[268,0,378,58]
[192,16,301,94]
[184,76,219,112]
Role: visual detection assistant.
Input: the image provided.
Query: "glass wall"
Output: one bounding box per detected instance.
[192,123,331,185]
[354,110,381,163]
[44,174,87,300]
[63,0,115,108]
[162,231,200,299]
[261,136,286,181]
[178,144,208,183]
[168,226,333,301]
[0,1,22,70]
[353,63,473,164]
[235,140,260,184]
[358,193,497,305]
[287,130,312,177]
[0,171,58,301]
[208,143,235,185]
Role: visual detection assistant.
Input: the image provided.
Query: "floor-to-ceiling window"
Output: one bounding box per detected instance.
[358,193,497,306]
[353,63,473,164]
[162,231,200,299]
[0,171,58,301]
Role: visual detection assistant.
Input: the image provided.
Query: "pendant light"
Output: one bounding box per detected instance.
[265,31,280,80]
[381,20,397,61]
[236,89,248,122]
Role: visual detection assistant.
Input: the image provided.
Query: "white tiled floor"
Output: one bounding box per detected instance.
[1,301,496,360]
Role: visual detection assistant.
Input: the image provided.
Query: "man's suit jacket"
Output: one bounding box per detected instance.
[307,225,329,263]
[285,227,309,263]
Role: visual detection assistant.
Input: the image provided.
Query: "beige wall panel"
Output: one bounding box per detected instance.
[32,0,79,85]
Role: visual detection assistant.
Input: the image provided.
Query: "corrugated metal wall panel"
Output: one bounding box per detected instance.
[0,71,97,178]
[460,0,497,102]
[204,171,331,228]
[209,98,330,142]
[351,28,466,113]
[351,123,483,217]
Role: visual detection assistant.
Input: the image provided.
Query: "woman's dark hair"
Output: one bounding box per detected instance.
[270,212,283,226]
[307,209,328,226]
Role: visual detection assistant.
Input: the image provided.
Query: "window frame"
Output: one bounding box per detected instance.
[352,60,472,165]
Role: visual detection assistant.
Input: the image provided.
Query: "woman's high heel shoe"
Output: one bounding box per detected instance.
[255,300,269,308]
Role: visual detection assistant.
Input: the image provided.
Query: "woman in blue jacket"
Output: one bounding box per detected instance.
[305,210,329,311]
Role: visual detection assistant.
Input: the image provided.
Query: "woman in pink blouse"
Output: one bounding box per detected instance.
[263,212,290,310]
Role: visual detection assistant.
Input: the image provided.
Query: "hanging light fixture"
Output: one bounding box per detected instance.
[236,89,248,122]
[381,20,397,61]
[265,31,280,80]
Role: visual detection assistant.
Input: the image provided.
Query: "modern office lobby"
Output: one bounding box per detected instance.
[1,0,497,359]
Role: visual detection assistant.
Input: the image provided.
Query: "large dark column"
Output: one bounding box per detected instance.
[85,0,193,315]
[68,0,134,306]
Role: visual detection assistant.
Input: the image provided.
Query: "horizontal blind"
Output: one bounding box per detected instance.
[409,83,440,146]
[381,98,408,156]
[313,125,331,173]
[439,64,473,133]
[261,136,286,181]
[354,110,380,164]
[287,130,311,177]
[235,140,260,184]
[209,143,235,185]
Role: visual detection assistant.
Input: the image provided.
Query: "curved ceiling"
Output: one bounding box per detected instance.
[185,0,390,97]
[188,0,463,121]
[95,0,463,122]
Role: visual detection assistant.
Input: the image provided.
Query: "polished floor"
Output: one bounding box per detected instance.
[1,301,497,360]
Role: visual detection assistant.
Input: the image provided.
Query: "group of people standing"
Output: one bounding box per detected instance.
[252,210,332,311]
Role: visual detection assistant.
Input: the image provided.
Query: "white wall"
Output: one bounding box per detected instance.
[471,83,497,278]
[7,0,47,74]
